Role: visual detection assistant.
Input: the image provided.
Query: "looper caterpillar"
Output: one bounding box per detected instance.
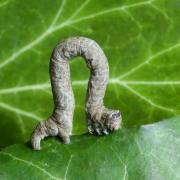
[31,37,122,150]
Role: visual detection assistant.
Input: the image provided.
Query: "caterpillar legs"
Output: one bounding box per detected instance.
[87,107,122,135]
[31,106,122,150]
[31,116,71,150]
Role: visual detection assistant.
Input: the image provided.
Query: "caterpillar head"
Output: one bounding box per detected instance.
[101,109,122,131]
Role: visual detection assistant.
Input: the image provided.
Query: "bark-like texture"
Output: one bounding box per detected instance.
[31,37,122,150]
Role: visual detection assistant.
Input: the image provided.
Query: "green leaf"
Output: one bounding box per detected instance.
[0,0,180,147]
[0,117,180,179]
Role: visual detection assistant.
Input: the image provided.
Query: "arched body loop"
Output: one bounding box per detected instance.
[31,37,122,150]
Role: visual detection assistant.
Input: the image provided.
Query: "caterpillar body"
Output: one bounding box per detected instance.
[31,37,122,150]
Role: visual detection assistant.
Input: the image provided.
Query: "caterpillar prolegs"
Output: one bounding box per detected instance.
[31,37,122,150]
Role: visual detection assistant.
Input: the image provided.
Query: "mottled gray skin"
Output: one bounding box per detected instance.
[31,37,122,150]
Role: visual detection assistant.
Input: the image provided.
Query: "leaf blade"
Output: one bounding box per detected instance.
[0,0,180,147]
[0,117,180,180]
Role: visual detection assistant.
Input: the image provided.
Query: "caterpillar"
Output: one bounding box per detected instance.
[31,37,122,150]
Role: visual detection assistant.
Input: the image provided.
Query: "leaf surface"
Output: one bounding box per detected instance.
[0,117,180,180]
[0,0,180,147]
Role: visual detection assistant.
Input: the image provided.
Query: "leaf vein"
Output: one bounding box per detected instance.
[122,84,176,113]
[0,151,62,180]
[1,80,180,95]
[0,102,41,121]
[0,0,10,8]
[64,155,73,180]
[0,0,156,70]
[119,42,180,79]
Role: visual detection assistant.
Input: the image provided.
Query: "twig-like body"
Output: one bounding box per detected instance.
[31,37,122,150]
